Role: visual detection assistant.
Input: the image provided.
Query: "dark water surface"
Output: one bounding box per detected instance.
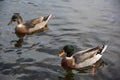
[0,0,120,80]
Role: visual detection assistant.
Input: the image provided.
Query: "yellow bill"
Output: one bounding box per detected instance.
[58,50,65,57]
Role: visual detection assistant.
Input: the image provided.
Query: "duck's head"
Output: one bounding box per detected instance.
[8,13,22,25]
[58,45,74,57]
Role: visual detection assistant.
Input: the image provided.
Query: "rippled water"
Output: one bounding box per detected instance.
[0,0,120,80]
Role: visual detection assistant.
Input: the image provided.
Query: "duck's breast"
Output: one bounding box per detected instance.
[15,24,28,34]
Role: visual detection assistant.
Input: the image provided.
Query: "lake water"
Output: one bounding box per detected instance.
[0,0,120,80]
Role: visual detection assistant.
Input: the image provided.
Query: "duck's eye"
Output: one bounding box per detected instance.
[12,17,18,21]
[12,15,18,19]
[12,19,16,21]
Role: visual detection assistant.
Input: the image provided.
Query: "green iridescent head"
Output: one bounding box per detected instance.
[58,45,74,57]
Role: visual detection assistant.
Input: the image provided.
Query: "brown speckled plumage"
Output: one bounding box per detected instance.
[8,13,52,35]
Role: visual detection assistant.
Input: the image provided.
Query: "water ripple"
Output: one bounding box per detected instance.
[0,0,120,80]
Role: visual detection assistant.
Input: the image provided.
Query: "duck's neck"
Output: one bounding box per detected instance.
[17,18,23,24]
[67,52,73,57]
[66,56,73,59]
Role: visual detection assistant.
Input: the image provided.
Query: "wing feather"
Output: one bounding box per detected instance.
[73,47,100,64]
[24,17,44,28]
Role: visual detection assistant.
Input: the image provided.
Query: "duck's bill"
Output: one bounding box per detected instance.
[58,50,65,57]
[8,20,13,25]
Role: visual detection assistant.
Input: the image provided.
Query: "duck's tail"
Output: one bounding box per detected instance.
[100,45,108,54]
[43,14,52,23]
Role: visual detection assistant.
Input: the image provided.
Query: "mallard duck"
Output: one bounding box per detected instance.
[58,45,107,75]
[8,13,52,35]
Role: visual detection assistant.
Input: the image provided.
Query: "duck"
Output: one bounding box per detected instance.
[8,13,52,35]
[58,45,107,76]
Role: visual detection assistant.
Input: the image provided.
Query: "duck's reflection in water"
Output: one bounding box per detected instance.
[61,59,106,80]
[14,33,25,47]
[62,70,74,80]
[14,25,48,48]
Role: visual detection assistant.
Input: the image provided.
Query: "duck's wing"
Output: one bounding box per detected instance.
[73,47,101,64]
[73,45,108,64]
[24,14,52,28]
[24,17,44,28]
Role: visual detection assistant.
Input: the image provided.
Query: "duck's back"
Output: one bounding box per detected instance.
[24,14,52,33]
[73,47,100,64]
[25,17,44,28]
